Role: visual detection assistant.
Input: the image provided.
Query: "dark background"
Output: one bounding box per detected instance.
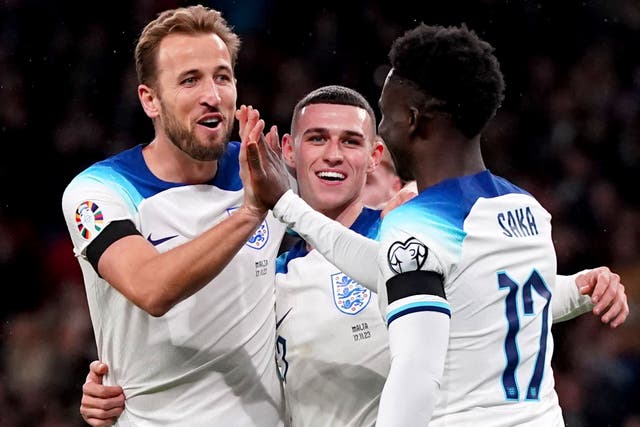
[1,0,639,425]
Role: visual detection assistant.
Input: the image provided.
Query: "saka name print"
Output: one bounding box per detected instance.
[497,206,539,238]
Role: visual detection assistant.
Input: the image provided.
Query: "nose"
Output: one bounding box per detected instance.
[323,139,344,163]
[201,77,222,107]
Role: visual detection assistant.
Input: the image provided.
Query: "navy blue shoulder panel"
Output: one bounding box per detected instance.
[212,141,242,191]
[94,142,243,199]
[403,170,531,232]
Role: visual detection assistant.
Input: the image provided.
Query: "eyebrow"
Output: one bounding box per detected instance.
[301,127,365,139]
[176,64,233,81]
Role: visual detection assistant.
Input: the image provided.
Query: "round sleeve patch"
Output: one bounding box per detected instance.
[387,237,428,274]
[75,201,104,240]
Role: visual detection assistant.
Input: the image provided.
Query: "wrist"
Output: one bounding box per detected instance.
[237,204,268,223]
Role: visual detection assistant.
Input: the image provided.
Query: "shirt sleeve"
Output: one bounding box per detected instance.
[61,177,137,259]
[376,306,449,427]
[375,216,452,426]
[272,190,379,291]
[552,270,593,323]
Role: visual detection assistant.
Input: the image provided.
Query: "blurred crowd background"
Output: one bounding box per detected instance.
[1,0,639,426]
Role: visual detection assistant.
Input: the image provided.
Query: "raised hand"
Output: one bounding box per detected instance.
[576,266,629,328]
[237,105,268,217]
[236,105,290,209]
[80,361,125,427]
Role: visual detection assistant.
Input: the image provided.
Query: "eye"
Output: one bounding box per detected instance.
[308,134,326,143]
[181,76,198,86]
[214,73,233,84]
[343,138,363,147]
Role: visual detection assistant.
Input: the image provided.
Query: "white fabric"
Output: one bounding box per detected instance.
[274,174,594,426]
[375,171,565,426]
[553,271,593,322]
[273,190,378,290]
[62,143,287,426]
[275,209,388,426]
[376,297,449,427]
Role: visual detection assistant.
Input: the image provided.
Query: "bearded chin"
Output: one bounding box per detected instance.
[181,137,227,161]
[163,112,230,161]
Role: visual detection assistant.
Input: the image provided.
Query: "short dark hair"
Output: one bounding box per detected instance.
[291,85,377,136]
[389,23,505,138]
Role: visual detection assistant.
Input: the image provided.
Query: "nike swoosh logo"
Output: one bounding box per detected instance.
[276,307,293,329]
[147,234,179,246]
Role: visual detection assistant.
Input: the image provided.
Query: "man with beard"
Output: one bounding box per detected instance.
[76,88,627,426]
[61,5,287,426]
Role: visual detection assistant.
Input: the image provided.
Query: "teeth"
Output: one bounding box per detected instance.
[317,171,345,181]
[200,119,220,128]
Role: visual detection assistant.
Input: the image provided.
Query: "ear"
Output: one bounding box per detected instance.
[367,137,384,174]
[409,106,434,138]
[138,84,160,119]
[408,106,419,133]
[281,133,297,178]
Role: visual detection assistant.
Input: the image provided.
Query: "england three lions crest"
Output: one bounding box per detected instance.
[331,272,371,315]
[227,207,269,249]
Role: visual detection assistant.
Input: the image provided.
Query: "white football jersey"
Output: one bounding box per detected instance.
[61,142,287,426]
[275,208,389,427]
[378,170,564,427]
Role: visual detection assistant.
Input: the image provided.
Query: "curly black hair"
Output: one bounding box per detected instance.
[389,23,505,139]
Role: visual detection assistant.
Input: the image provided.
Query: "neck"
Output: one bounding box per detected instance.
[330,199,365,228]
[142,137,218,184]
[412,129,486,192]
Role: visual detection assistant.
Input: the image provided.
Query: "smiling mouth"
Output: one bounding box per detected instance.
[316,171,346,181]
[198,118,221,129]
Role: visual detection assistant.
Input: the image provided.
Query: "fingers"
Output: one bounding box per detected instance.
[80,398,125,427]
[80,412,119,427]
[258,125,282,172]
[591,268,618,313]
[80,382,125,427]
[236,105,261,143]
[83,379,124,399]
[86,360,108,384]
[247,142,263,176]
[266,125,281,152]
[599,284,629,328]
[578,266,630,328]
[247,118,266,171]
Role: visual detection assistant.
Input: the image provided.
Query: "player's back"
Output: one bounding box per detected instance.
[382,170,563,427]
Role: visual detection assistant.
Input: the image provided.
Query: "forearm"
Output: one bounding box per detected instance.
[377,308,449,426]
[101,207,266,316]
[553,271,593,323]
[272,190,379,290]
